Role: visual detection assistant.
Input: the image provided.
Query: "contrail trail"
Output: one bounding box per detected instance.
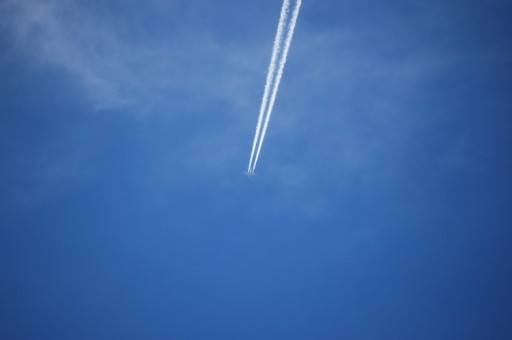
[250,0,302,173]
[247,0,291,174]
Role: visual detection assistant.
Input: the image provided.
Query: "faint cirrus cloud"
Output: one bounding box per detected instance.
[0,0,267,115]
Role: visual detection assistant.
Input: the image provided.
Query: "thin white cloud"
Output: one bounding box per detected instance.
[0,0,267,114]
[1,0,134,108]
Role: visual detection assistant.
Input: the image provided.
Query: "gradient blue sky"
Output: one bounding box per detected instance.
[1,0,512,339]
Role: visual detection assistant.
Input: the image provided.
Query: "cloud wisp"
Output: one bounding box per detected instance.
[0,0,263,114]
[247,0,302,175]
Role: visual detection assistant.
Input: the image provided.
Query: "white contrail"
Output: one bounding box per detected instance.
[247,0,291,174]
[251,0,302,173]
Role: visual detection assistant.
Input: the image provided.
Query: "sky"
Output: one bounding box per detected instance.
[1,0,512,339]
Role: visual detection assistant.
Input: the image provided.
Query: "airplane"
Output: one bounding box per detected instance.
[244,170,255,177]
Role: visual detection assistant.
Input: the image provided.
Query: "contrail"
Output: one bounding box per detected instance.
[250,0,302,173]
[247,0,291,174]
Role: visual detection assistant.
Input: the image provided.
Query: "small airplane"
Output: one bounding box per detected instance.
[244,170,256,177]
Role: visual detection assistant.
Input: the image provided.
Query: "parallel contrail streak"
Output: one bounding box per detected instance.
[247,0,291,173]
[251,0,302,173]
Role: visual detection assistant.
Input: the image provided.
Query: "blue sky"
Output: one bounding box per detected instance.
[1,0,512,338]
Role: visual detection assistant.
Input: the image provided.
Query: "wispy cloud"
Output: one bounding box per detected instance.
[0,0,268,114]
[1,0,136,109]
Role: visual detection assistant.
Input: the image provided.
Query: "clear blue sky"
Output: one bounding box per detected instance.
[1,0,512,339]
